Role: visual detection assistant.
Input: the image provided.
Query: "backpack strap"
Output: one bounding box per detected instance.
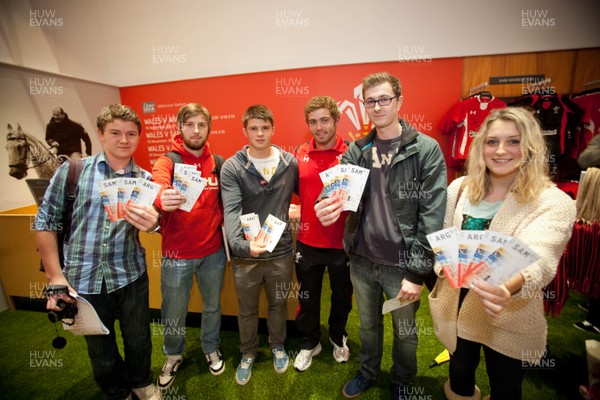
[164,151,184,182]
[62,158,82,247]
[41,158,82,271]
[164,151,184,165]
[213,154,224,176]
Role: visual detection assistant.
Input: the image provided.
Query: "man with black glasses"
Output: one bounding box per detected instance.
[315,72,447,399]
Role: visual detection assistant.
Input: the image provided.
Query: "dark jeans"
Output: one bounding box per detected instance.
[81,273,153,400]
[231,254,293,358]
[450,336,524,400]
[350,254,419,385]
[295,241,352,349]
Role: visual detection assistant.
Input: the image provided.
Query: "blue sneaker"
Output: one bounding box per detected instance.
[272,347,289,373]
[343,371,374,399]
[235,357,255,385]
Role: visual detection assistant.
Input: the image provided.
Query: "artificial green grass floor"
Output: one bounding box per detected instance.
[0,284,596,400]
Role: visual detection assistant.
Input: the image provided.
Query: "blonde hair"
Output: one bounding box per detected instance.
[466,107,551,204]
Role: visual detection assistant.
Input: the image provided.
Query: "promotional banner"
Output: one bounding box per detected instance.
[120,59,462,172]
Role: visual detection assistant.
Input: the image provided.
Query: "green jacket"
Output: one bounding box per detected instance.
[341,120,447,285]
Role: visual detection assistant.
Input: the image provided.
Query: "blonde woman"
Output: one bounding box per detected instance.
[429,107,576,400]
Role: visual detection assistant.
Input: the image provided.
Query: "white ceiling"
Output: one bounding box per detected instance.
[1,0,599,87]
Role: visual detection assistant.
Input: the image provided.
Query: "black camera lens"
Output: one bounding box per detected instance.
[48,310,60,323]
[47,303,78,324]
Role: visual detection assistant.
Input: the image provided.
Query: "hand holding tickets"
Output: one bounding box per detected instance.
[319,164,369,212]
[240,213,286,253]
[98,178,160,222]
[172,163,207,212]
[426,228,540,288]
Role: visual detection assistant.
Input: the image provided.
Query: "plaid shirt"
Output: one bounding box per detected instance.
[34,152,151,294]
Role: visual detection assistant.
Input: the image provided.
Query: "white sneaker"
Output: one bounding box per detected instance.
[132,383,163,400]
[205,350,225,376]
[157,355,183,390]
[293,343,322,371]
[330,336,349,363]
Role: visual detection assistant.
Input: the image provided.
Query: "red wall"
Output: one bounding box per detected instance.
[120,59,462,172]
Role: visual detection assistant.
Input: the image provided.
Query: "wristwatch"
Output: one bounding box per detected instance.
[147,223,161,234]
[147,209,162,234]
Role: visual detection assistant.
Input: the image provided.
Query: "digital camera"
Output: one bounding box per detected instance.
[45,285,78,324]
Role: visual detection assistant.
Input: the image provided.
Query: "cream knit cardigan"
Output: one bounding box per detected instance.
[429,176,576,362]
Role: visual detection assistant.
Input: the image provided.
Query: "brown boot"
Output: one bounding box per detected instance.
[444,380,481,400]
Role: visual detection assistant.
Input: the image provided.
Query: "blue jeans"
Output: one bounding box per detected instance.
[161,248,226,355]
[81,273,152,400]
[350,254,419,386]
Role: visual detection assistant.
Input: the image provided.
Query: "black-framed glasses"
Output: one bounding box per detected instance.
[363,96,399,108]
[181,122,207,131]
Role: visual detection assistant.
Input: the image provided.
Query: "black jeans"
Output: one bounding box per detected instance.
[294,241,352,349]
[81,273,153,400]
[450,336,524,400]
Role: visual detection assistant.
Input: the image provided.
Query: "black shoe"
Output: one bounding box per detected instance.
[574,320,600,334]
[579,303,590,312]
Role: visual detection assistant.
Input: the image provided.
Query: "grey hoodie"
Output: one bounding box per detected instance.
[220,145,298,260]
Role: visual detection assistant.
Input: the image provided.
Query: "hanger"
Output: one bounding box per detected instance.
[582,79,600,90]
[476,90,493,99]
[573,79,600,97]
[468,82,489,98]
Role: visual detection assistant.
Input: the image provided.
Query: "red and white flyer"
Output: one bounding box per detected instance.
[457,230,485,287]
[117,178,138,219]
[97,179,120,222]
[467,237,540,286]
[463,231,512,284]
[127,178,161,208]
[240,213,261,241]
[426,227,460,288]
[257,214,286,252]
